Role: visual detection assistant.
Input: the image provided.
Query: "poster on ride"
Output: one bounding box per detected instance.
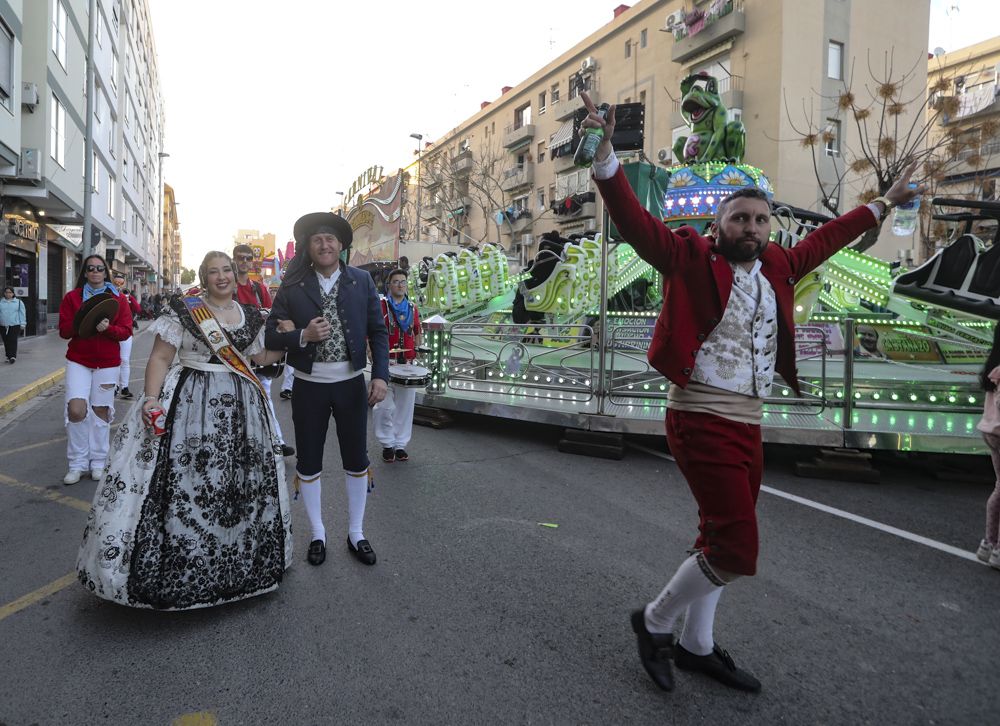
[852,324,943,363]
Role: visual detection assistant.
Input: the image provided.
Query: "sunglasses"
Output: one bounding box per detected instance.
[235,255,253,261]
[86,265,106,272]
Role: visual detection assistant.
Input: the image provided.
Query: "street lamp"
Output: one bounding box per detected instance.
[409,133,423,242]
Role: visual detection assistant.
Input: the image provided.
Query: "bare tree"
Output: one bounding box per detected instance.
[783,49,997,256]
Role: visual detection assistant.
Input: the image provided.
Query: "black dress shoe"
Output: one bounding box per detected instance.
[281,444,296,457]
[306,539,326,566]
[630,609,675,691]
[119,387,134,399]
[279,389,292,400]
[381,447,395,463]
[674,642,762,693]
[347,537,376,566]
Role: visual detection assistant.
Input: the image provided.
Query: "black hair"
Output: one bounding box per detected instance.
[980,324,1000,392]
[3,286,14,295]
[715,187,772,224]
[75,254,111,289]
[387,268,407,281]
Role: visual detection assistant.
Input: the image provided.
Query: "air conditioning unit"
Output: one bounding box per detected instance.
[657,147,672,163]
[21,82,38,110]
[19,148,41,181]
[664,10,685,29]
[581,57,596,73]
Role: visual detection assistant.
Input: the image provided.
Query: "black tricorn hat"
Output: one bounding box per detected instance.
[293,212,354,249]
[74,292,120,338]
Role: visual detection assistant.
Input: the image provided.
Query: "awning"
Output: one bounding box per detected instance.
[549,119,574,150]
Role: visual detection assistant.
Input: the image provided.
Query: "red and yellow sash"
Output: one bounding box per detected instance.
[181,296,266,398]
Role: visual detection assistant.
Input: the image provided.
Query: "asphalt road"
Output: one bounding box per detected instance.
[0,330,995,725]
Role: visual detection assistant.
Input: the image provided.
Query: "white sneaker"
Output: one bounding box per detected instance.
[990,548,1000,571]
[976,539,992,562]
[63,470,83,485]
[90,467,105,481]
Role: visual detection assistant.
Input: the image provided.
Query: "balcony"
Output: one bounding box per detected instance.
[500,163,535,192]
[555,92,597,122]
[671,75,744,128]
[451,150,474,176]
[552,192,598,221]
[939,83,1000,124]
[500,210,533,235]
[553,151,578,173]
[422,203,442,222]
[672,3,745,63]
[503,123,536,149]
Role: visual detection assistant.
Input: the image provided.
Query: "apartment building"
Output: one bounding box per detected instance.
[162,181,180,289]
[0,0,165,334]
[925,36,1000,247]
[409,0,929,266]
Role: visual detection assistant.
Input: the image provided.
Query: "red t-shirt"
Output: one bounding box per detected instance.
[58,288,134,369]
[236,279,273,309]
[381,297,421,362]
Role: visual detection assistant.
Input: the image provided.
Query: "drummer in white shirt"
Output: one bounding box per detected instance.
[374,268,422,463]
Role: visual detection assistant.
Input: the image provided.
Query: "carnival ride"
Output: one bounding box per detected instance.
[405,74,999,455]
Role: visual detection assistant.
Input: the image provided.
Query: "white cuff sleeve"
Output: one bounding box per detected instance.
[865,202,883,223]
[299,329,307,348]
[591,152,620,181]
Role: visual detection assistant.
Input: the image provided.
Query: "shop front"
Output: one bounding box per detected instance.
[0,214,45,337]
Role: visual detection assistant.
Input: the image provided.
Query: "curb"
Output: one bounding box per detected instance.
[0,368,66,417]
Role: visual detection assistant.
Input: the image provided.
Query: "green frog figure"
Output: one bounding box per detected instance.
[672,72,746,164]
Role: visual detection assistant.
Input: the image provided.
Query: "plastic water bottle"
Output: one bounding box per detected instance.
[891,184,920,236]
[574,103,610,168]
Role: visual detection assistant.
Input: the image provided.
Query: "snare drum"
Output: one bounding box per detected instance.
[388,363,431,387]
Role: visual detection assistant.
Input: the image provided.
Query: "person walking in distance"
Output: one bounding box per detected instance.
[579,91,923,693]
[265,212,389,568]
[233,243,295,457]
[0,286,26,363]
[975,324,1000,570]
[373,269,422,463]
[111,272,141,399]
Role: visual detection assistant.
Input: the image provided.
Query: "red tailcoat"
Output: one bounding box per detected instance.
[596,167,877,394]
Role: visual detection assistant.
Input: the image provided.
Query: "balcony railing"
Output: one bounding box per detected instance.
[671,1,745,63]
[503,122,536,149]
[451,150,474,175]
[500,163,535,192]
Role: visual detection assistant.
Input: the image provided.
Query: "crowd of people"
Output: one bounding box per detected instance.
[50,137,995,692]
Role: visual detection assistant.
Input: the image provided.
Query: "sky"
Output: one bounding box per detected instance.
[148,0,998,270]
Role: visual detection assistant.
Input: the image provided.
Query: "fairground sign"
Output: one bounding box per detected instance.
[345,164,384,207]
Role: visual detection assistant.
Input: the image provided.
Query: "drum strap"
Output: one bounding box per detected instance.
[180,296,266,398]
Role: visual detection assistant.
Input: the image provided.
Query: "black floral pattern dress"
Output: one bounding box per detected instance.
[77,299,293,610]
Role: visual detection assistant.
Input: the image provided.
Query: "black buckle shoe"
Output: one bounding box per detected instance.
[306,539,326,566]
[382,447,395,463]
[279,389,292,400]
[630,609,675,691]
[347,537,376,566]
[674,643,762,693]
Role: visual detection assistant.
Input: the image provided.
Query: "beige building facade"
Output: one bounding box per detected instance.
[410,0,930,264]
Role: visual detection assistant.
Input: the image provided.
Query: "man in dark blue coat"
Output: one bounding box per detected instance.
[266,212,389,567]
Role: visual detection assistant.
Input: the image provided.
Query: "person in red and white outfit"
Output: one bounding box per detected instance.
[111,271,142,400]
[373,268,421,463]
[59,255,134,485]
[580,92,923,694]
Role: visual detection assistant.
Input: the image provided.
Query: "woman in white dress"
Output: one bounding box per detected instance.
[77,252,293,610]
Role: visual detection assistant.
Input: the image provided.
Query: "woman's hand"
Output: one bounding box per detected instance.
[275,318,295,333]
[141,399,159,426]
[96,318,110,333]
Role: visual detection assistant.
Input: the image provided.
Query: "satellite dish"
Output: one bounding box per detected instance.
[933,47,946,56]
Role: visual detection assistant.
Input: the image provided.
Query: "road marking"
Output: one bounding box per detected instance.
[0,436,67,458]
[0,472,91,513]
[0,572,77,622]
[172,713,218,726]
[632,445,982,563]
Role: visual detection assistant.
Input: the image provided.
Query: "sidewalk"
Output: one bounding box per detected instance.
[0,322,152,416]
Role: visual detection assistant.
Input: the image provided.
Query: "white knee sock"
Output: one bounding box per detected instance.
[679,587,723,656]
[345,471,368,547]
[645,554,723,635]
[298,475,325,543]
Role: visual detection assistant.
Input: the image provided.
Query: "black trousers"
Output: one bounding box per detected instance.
[1,326,19,360]
[291,375,369,477]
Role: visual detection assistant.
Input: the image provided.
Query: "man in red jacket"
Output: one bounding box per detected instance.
[580,92,922,694]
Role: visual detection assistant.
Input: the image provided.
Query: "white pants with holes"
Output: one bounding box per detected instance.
[65,361,118,472]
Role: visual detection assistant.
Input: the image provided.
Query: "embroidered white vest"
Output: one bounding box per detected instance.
[691,262,778,398]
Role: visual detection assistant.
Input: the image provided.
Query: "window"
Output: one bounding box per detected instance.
[51,0,67,67]
[824,118,841,156]
[123,153,128,182]
[556,168,591,198]
[94,85,102,119]
[111,52,119,92]
[92,151,99,192]
[538,91,546,114]
[640,29,647,48]
[828,41,843,80]
[515,103,531,129]
[0,18,13,110]
[640,90,646,107]
[537,141,545,164]
[124,95,130,127]
[512,195,528,213]
[107,176,115,217]
[108,118,117,158]
[96,13,103,46]
[50,92,66,166]
[537,187,545,210]
[568,72,592,99]
[551,83,560,104]
[625,40,631,59]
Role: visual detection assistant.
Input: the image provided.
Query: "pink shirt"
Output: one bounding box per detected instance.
[977,365,1000,435]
